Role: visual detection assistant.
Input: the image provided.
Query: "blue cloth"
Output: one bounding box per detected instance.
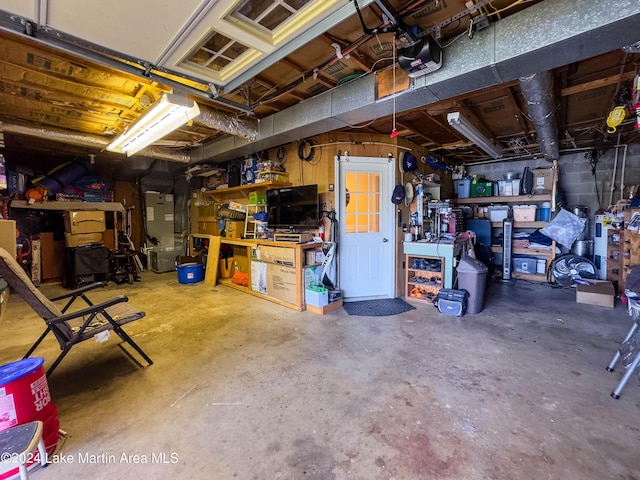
[529,229,552,246]
[253,211,268,222]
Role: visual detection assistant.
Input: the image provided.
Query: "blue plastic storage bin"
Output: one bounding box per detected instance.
[177,263,204,284]
[454,178,471,198]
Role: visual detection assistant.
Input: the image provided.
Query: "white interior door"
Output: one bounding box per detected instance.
[336,156,395,301]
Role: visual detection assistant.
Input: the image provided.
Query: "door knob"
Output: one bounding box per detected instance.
[383,238,388,242]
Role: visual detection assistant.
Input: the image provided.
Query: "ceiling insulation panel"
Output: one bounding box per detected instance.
[0,34,167,99]
[0,72,140,115]
[0,0,35,19]
[43,0,205,62]
[566,86,614,126]
[473,97,524,137]
[0,93,123,133]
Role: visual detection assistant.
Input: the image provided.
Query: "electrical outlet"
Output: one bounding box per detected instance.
[474,14,489,31]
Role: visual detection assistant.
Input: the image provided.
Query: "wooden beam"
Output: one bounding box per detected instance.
[253,75,307,103]
[279,57,334,89]
[321,33,376,73]
[505,86,529,134]
[396,118,438,145]
[561,70,636,97]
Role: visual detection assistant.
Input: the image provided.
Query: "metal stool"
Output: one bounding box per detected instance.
[0,420,47,480]
[606,295,640,399]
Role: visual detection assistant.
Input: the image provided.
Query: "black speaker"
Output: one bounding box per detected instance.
[227,160,241,187]
[521,167,533,195]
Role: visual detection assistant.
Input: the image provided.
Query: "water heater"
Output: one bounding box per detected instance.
[594,214,612,280]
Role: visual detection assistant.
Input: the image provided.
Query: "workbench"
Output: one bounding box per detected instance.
[189,235,323,311]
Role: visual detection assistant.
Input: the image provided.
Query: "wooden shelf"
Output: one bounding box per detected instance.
[10,200,125,211]
[407,281,442,289]
[491,246,554,257]
[454,194,551,204]
[217,277,306,311]
[512,272,548,282]
[491,221,548,228]
[405,254,446,298]
[201,181,291,199]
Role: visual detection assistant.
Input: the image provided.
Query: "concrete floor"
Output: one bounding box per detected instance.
[1,272,639,480]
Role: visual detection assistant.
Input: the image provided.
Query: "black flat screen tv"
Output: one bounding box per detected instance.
[267,184,319,231]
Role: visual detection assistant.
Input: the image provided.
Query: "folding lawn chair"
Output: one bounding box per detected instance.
[606,294,640,398]
[0,247,153,377]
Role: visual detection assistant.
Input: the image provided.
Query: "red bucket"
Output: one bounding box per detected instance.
[0,358,56,430]
[0,358,60,479]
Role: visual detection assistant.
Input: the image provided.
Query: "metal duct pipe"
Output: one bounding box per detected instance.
[194,104,258,141]
[519,71,560,161]
[2,123,191,163]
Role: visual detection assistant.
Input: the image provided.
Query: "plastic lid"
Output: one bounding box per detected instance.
[0,358,44,386]
[456,256,489,273]
[542,202,551,207]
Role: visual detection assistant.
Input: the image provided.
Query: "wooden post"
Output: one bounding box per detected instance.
[205,236,221,286]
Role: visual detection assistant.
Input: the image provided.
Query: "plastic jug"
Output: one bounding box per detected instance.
[539,202,551,222]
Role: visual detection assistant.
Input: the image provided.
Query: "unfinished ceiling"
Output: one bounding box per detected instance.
[0,0,639,169]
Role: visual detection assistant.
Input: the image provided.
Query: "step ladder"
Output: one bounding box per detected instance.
[244,204,267,239]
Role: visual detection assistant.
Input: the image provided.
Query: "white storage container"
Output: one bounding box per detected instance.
[488,205,509,222]
[498,179,521,196]
[513,257,537,274]
[513,204,537,222]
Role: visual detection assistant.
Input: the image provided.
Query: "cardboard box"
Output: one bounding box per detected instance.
[64,211,106,234]
[306,287,329,307]
[224,221,244,239]
[197,221,220,236]
[251,260,268,294]
[576,280,615,308]
[266,264,297,303]
[40,232,65,280]
[532,168,553,193]
[0,280,10,323]
[102,229,117,251]
[255,245,296,267]
[64,232,103,247]
[31,238,41,285]
[305,249,324,266]
[0,220,17,257]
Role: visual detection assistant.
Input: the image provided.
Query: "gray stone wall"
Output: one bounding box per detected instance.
[465,144,640,239]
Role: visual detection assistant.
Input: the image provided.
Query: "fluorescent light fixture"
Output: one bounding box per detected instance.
[447,111,502,159]
[107,94,200,156]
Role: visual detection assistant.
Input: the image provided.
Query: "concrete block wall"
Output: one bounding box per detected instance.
[465,144,640,238]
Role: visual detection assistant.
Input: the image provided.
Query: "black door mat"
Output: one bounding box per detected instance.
[343,298,416,316]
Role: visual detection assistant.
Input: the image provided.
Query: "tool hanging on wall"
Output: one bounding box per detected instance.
[632,74,640,130]
[606,86,631,133]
